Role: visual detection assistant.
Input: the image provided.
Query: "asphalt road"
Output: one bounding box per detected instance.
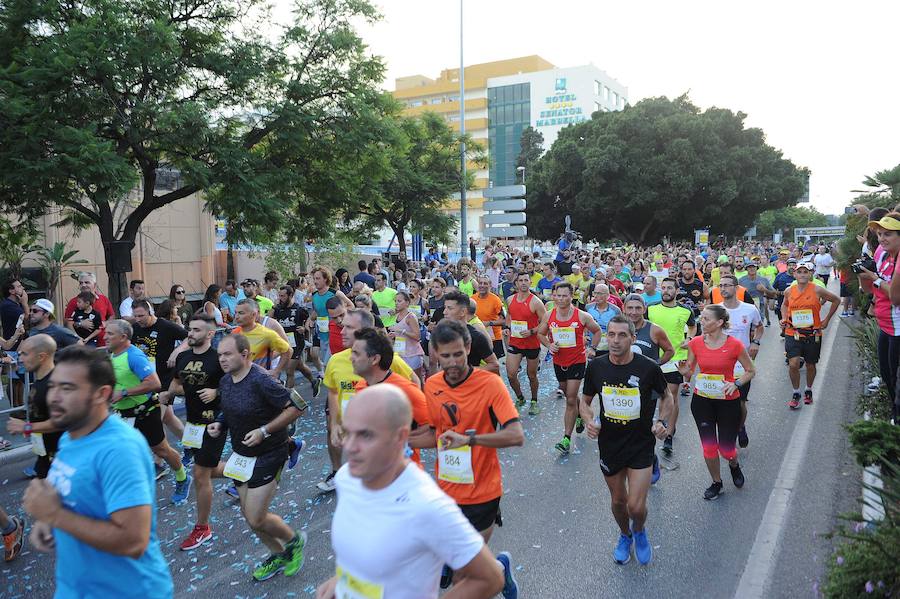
[0,304,864,599]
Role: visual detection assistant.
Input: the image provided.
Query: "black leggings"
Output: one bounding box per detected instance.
[877,330,900,402]
[690,395,741,461]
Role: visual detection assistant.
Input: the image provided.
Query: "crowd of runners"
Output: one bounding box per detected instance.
[0,233,848,597]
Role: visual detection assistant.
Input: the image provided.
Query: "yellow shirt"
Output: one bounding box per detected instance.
[323,348,414,419]
[711,267,721,288]
[530,272,543,290]
[233,324,290,366]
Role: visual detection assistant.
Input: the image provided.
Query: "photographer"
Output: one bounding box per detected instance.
[859,212,900,412]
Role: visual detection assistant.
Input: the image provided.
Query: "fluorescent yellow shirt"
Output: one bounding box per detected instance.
[323,348,414,419]
[530,272,543,290]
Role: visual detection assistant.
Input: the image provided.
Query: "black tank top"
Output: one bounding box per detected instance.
[633,320,659,361]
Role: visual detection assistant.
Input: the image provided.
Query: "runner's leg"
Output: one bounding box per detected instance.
[505,352,524,399]
[602,470,630,535]
[238,480,294,552]
[526,357,540,400]
[625,467,652,532]
[563,379,581,436]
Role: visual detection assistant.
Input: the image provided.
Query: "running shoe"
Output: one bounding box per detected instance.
[633,529,652,565]
[789,392,801,410]
[252,553,288,581]
[554,437,571,455]
[703,481,724,501]
[515,395,526,408]
[288,438,305,470]
[181,448,194,469]
[440,565,454,589]
[651,454,660,485]
[575,416,585,434]
[679,382,691,397]
[839,311,850,318]
[172,473,192,505]
[613,533,633,565]
[224,483,239,499]
[738,426,749,448]
[3,516,24,562]
[317,471,337,492]
[311,377,322,398]
[496,551,519,599]
[180,524,213,551]
[22,466,37,479]
[662,435,673,456]
[553,388,565,400]
[804,389,813,405]
[155,463,170,481]
[282,531,307,577]
[729,462,745,488]
[527,400,541,416]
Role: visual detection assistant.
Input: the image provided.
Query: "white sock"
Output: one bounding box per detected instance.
[793,388,801,395]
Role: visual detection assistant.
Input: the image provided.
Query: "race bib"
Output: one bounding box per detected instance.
[734,361,745,378]
[596,330,608,351]
[542,288,552,299]
[695,373,725,399]
[30,432,46,456]
[660,360,678,373]
[410,305,422,316]
[288,334,298,348]
[335,566,385,599]
[340,390,356,418]
[124,417,136,428]
[510,320,528,338]
[393,338,406,354]
[554,327,576,348]
[437,444,474,484]
[791,309,815,328]
[317,316,329,334]
[182,423,205,449]
[601,386,641,422]
[223,452,257,482]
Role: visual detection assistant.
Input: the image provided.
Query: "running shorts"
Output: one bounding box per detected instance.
[785,336,822,364]
[508,345,540,360]
[554,362,586,382]
[460,497,503,532]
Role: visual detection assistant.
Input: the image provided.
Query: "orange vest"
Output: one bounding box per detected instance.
[784,284,821,336]
[711,285,750,304]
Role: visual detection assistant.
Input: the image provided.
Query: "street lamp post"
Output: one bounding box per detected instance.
[516,166,526,184]
[458,0,467,259]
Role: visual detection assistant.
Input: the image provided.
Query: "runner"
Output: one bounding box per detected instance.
[506,272,547,415]
[0,505,24,562]
[781,261,840,409]
[472,275,506,359]
[27,299,80,349]
[584,284,621,355]
[622,294,675,365]
[579,315,673,565]
[241,279,274,315]
[309,267,353,365]
[718,274,764,448]
[679,305,756,500]
[23,345,174,597]
[104,319,190,502]
[647,277,697,457]
[387,291,427,382]
[232,299,292,378]
[442,290,500,374]
[372,272,399,328]
[271,285,319,395]
[413,320,523,594]
[209,334,308,581]
[456,258,477,296]
[320,309,418,493]
[536,263,562,302]
[537,282,603,455]
[316,385,507,599]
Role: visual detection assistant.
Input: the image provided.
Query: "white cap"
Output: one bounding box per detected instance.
[33,298,55,316]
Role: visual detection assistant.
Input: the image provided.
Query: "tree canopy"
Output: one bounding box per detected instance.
[525,95,809,244]
[754,206,828,237]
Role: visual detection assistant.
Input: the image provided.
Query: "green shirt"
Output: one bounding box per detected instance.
[111,346,154,411]
[458,279,475,297]
[253,295,274,315]
[372,287,398,327]
[757,265,777,281]
[647,303,696,361]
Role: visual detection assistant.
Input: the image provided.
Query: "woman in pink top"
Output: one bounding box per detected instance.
[680,305,755,501]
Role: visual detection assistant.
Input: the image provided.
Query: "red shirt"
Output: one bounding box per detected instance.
[64,293,115,346]
[508,293,540,350]
[688,335,743,400]
[608,278,625,295]
[608,294,624,310]
[328,320,345,355]
[548,307,586,367]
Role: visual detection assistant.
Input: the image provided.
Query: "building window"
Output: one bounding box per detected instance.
[611,91,618,107]
[594,80,601,96]
[594,101,602,113]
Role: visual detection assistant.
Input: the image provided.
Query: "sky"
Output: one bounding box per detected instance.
[280,1,900,216]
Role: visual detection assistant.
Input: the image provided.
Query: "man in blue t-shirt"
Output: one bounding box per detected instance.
[536,263,563,302]
[22,345,174,598]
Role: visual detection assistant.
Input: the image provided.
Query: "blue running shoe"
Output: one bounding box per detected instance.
[224,483,239,499]
[288,438,305,470]
[22,466,37,479]
[181,448,194,469]
[614,533,633,565]
[172,473,192,505]
[496,551,519,599]
[633,529,652,565]
[651,454,661,485]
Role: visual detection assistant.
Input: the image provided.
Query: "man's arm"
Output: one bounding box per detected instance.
[441,420,524,449]
[653,324,675,364]
[815,286,841,328]
[444,546,505,599]
[115,372,161,402]
[42,503,152,559]
[479,353,501,375]
[409,425,437,449]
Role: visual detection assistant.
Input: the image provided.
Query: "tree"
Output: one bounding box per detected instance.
[33,242,88,304]
[525,95,809,244]
[0,0,384,306]
[515,126,545,177]
[755,206,828,237]
[350,110,483,256]
[0,217,40,283]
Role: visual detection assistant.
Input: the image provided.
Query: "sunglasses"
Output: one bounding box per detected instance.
[175,289,185,294]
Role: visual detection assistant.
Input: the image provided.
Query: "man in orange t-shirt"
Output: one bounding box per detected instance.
[414,320,524,545]
[472,275,506,358]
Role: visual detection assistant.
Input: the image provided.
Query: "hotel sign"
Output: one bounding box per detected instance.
[536,78,586,128]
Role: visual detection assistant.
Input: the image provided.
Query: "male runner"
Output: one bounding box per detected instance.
[536,263,562,302]
[580,315,672,565]
[209,334,307,581]
[506,272,547,415]
[442,291,500,374]
[232,299,291,378]
[316,385,507,599]
[719,274,763,447]
[739,262,777,326]
[781,262,840,408]
[271,285,319,395]
[413,320,523,595]
[472,275,506,359]
[372,272,399,328]
[647,278,697,456]
[537,282,602,455]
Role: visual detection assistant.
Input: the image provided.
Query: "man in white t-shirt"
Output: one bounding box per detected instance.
[813,245,835,285]
[118,279,153,321]
[316,385,510,599]
[720,274,763,451]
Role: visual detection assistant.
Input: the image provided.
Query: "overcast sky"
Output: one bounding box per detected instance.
[280,1,899,215]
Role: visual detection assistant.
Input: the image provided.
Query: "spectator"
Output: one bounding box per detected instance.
[353,259,376,288]
[168,284,194,324]
[64,272,115,347]
[70,292,103,346]
[119,279,152,321]
[1,278,28,345]
[335,268,352,295]
[218,279,245,323]
[28,299,79,349]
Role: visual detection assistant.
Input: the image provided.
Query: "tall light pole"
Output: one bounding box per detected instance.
[458,0,467,258]
[516,165,526,184]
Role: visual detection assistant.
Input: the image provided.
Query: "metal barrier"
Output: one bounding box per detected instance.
[0,356,32,450]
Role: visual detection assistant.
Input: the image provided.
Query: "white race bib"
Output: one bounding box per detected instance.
[288,334,298,348]
[510,320,528,338]
[660,360,678,373]
[791,309,815,328]
[601,386,641,421]
[438,444,474,484]
[340,389,356,418]
[596,330,608,351]
[124,417,136,428]
[223,452,257,482]
[335,566,385,599]
[695,373,725,399]
[410,305,422,316]
[182,423,205,449]
[30,432,47,456]
[733,361,745,378]
[542,288,552,299]
[393,338,406,354]
[317,316,329,334]
[554,327,577,348]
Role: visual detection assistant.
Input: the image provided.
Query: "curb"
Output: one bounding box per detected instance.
[0,444,34,468]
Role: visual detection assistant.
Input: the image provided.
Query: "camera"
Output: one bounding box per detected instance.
[851,257,877,274]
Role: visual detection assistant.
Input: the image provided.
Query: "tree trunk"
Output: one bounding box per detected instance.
[392,224,408,257]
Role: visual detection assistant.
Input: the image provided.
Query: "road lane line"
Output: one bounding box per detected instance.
[734,318,840,599]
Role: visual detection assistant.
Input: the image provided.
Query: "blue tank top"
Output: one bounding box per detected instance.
[312,290,335,339]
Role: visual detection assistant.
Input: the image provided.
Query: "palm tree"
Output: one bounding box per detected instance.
[34,242,88,304]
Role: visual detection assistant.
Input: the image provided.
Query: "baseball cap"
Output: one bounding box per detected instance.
[869,215,900,231]
[571,263,581,270]
[747,262,759,268]
[33,298,55,316]
[717,255,729,264]
[796,261,813,271]
[787,258,798,265]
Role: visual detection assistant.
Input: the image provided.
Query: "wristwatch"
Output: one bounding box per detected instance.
[467,433,477,446]
[656,419,669,429]
[260,425,271,439]
[750,340,761,346]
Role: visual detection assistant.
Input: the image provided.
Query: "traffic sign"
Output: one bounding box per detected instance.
[484,226,527,238]
[483,212,526,225]
[483,185,526,199]
[483,199,526,211]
